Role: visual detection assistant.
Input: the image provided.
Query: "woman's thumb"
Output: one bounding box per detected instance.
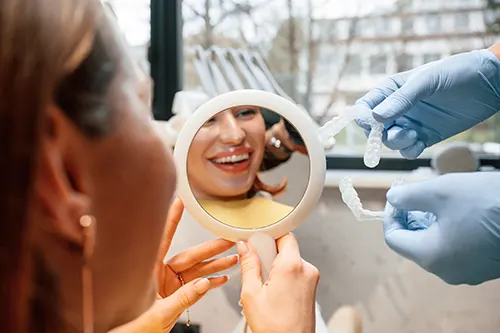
[238,241,262,296]
[158,278,211,318]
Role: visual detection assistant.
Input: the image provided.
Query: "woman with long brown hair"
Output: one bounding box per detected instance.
[0,1,321,333]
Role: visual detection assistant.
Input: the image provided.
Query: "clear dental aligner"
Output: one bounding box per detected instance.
[339,176,404,221]
[318,106,384,168]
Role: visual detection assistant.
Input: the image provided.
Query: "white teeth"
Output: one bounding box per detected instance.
[212,153,249,164]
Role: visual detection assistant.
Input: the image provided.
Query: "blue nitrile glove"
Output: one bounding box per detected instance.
[384,172,500,285]
[356,49,500,159]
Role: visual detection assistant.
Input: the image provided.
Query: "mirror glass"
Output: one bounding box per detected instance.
[187,105,310,230]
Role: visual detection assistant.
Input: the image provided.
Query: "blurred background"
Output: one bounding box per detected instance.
[107,0,500,332]
[109,0,500,159]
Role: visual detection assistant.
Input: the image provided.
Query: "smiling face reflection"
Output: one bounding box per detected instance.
[188,106,266,201]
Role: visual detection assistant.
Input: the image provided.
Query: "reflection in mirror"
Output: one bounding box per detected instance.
[187,105,310,230]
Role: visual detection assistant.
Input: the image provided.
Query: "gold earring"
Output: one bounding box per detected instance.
[80,215,96,333]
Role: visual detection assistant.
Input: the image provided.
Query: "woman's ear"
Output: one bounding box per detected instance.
[34,105,91,245]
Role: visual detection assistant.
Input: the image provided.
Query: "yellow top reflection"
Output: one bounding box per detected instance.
[199,197,294,229]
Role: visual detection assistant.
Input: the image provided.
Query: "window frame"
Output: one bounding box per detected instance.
[325,154,500,171]
[153,0,500,171]
[150,0,182,121]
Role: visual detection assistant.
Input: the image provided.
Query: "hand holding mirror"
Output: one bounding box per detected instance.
[174,90,326,280]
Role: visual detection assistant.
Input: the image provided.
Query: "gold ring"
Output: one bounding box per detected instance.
[177,272,186,286]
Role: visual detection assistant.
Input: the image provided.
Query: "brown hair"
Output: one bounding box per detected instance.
[0,2,117,333]
[250,174,288,197]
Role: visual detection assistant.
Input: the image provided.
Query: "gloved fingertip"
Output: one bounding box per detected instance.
[354,99,368,107]
[400,141,426,159]
[373,90,415,123]
[386,186,404,206]
[405,129,418,141]
[384,127,417,150]
[399,151,418,160]
[355,119,371,130]
[372,110,391,123]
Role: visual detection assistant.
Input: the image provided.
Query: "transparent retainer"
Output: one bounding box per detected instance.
[339,176,405,221]
[318,106,383,168]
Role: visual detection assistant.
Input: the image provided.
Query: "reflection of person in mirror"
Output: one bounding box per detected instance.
[187,105,294,228]
[261,110,308,171]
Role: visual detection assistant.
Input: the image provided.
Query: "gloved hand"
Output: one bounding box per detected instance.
[356,49,500,159]
[383,172,500,285]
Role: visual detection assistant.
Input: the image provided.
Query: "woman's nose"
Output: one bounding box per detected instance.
[219,117,245,144]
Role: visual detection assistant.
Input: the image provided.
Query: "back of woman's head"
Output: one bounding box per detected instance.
[0,2,100,331]
[0,1,176,332]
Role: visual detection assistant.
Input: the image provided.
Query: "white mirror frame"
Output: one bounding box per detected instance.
[174,89,326,242]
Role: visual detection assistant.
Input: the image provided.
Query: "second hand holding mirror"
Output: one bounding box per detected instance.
[174,90,326,280]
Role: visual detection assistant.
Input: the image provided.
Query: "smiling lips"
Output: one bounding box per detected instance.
[209,147,252,174]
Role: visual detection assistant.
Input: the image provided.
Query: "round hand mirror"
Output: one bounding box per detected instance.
[174,90,326,280]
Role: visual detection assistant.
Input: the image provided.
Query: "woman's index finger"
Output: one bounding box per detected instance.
[159,197,185,261]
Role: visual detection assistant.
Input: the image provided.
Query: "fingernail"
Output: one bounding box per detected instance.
[237,241,248,256]
[194,278,211,295]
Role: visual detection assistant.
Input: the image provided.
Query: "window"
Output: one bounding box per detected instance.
[353,20,364,37]
[457,0,475,6]
[374,18,390,35]
[423,53,441,64]
[401,17,414,35]
[397,54,414,72]
[318,21,337,42]
[107,0,151,73]
[108,0,151,47]
[370,55,388,74]
[397,0,413,12]
[315,47,340,84]
[454,13,470,30]
[318,47,340,66]
[345,54,363,76]
[172,0,500,170]
[425,14,441,32]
